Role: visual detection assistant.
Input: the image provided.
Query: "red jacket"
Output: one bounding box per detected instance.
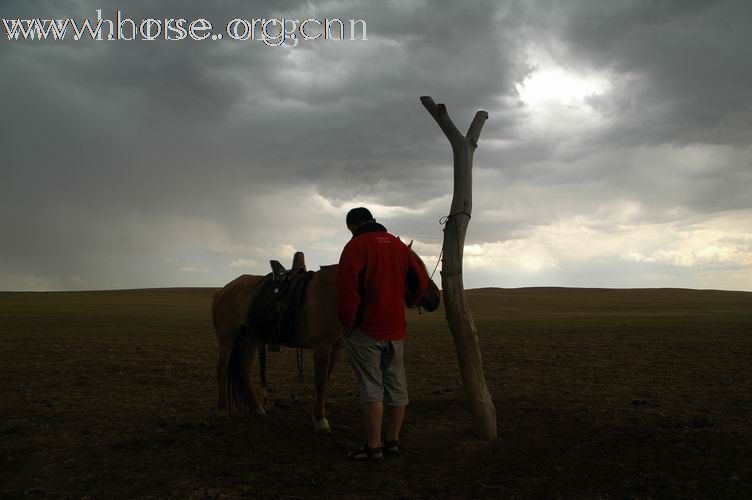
[336,222,428,341]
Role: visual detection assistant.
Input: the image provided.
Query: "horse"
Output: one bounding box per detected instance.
[211,245,441,433]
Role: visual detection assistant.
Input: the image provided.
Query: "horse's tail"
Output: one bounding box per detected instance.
[225,324,252,413]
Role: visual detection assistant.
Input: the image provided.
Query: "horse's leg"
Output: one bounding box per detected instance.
[312,345,333,433]
[328,338,344,380]
[216,354,229,412]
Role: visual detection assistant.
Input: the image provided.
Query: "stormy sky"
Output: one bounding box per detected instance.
[2,0,751,291]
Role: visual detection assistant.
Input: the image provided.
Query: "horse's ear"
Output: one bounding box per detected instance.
[407,240,413,249]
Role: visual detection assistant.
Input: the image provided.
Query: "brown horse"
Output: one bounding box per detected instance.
[212,246,440,433]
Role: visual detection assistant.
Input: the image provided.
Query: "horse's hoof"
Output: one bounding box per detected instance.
[253,408,267,418]
[313,416,332,434]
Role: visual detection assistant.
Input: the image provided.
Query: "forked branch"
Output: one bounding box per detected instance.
[420,96,488,148]
[466,111,489,147]
[420,96,463,143]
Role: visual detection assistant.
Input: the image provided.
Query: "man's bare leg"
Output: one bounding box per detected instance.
[363,401,383,448]
[386,404,405,441]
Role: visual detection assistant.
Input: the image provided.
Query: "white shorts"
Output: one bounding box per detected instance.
[344,328,409,406]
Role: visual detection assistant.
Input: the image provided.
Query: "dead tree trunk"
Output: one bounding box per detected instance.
[420,96,497,440]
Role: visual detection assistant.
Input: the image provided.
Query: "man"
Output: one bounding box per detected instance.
[336,207,428,461]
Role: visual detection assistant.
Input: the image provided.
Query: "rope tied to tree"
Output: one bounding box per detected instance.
[429,211,472,280]
[438,211,472,226]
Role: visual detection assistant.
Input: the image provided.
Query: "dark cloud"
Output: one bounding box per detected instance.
[549,0,752,147]
[1,0,751,290]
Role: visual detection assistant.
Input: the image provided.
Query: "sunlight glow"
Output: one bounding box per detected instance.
[516,67,609,107]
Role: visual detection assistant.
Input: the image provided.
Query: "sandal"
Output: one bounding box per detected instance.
[347,444,384,462]
[384,440,404,456]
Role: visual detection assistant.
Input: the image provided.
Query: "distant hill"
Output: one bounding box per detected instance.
[2,287,749,331]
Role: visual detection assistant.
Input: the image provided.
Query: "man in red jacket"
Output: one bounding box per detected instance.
[336,207,428,461]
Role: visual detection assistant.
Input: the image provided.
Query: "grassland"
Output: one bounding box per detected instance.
[1,287,751,499]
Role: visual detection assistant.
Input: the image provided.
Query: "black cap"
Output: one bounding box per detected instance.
[346,207,374,226]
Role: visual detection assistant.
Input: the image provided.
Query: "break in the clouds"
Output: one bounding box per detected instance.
[1,0,751,291]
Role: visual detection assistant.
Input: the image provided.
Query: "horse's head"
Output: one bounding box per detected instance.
[405,242,441,312]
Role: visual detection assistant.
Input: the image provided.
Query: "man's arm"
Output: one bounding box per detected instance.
[407,249,429,303]
[335,241,365,329]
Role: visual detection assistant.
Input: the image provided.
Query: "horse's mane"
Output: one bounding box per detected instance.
[409,247,431,276]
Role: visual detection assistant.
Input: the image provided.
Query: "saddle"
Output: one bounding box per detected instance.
[248,252,314,352]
